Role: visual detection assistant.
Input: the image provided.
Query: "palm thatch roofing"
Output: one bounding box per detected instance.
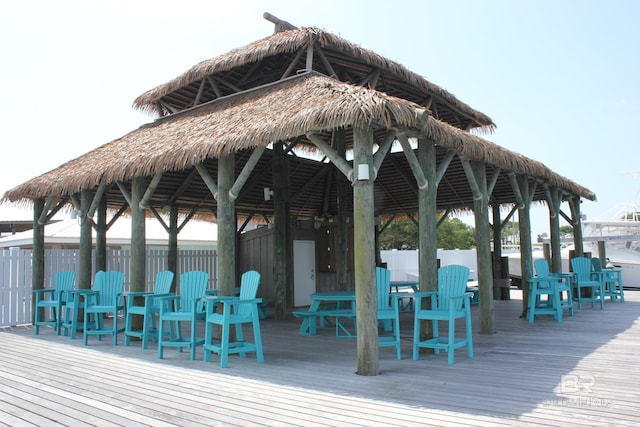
[133,26,496,133]
[2,72,594,222]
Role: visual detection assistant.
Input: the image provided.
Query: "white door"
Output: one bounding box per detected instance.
[294,240,316,307]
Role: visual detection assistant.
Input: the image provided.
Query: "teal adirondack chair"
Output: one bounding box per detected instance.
[525,260,558,322]
[591,257,624,302]
[124,270,175,349]
[413,265,473,364]
[157,270,209,360]
[203,270,263,368]
[83,271,126,345]
[571,257,605,310]
[33,270,76,335]
[530,258,574,322]
[375,266,401,360]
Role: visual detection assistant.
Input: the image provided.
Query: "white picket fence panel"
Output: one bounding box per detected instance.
[0,248,217,328]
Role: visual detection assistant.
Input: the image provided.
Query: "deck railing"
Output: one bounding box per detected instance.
[0,248,217,327]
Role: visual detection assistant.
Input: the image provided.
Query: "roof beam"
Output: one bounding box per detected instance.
[194,79,207,106]
[316,47,338,78]
[307,132,354,182]
[372,130,397,178]
[195,163,219,200]
[281,48,306,79]
[436,151,455,186]
[229,145,266,201]
[139,172,163,210]
[398,133,428,190]
[166,168,198,205]
[206,76,223,97]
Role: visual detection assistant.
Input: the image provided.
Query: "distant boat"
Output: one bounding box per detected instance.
[507,202,640,288]
[581,202,640,288]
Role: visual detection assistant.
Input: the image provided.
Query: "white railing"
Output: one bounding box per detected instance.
[0,248,217,328]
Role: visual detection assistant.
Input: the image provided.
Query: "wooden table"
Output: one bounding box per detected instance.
[292,291,356,336]
[390,281,418,312]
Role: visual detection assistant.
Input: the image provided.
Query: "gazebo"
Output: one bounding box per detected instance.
[2,14,595,375]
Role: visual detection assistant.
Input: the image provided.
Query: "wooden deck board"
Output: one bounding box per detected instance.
[1,289,639,426]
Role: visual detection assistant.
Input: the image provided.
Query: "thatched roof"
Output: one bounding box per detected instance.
[133,26,496,132]
[2,73,594,220]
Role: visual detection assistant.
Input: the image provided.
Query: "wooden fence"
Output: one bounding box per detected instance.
[0,248,217,327]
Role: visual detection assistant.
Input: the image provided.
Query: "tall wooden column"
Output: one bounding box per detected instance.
[31,198,45,323]
[417,138,438,347]
[546,186,562,273]
[513,174,533,317]
[463,160,494,334]
[95,196,107,273]
[130,177,146,292]
[353,125,378,376]
[217,153,237,296]
[416,141,438,281]
[273,141,292,318]
[335,128,349,290]
[168,205,179,291]
[79,189,93,289]
[569,196,584,257]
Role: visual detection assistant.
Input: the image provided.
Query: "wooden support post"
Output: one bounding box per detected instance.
[95,196,107,273]
[417,138,438,350]
[31,198,45,324]
[217,153,237,297]
[335,128,349,291]
[273,141,292,319]
[130,177,146,293]
[462,159,494,334]
[569,196,585,257]
[545,186,563,273]
[511,174,534,318]
[79,189,93,289]
[353,125,379,376]
[491,204,511,300]
[168,205,179,292]
[597,241,606,265]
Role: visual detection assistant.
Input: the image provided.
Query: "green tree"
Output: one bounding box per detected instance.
[379,216,475,250]
[436,217,476,249]
[379,217,418,250]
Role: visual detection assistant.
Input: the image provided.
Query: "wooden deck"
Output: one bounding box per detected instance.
[1,289,639,426]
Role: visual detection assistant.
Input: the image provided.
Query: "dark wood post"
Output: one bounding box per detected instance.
[79,189,93,289]
[95,196,107,273]
[513,174,534,318]
[31,198,45,324]
[546,186,563,274]
[130,176,146,293]
[168,205,179,291]
[273,141,292,318]
[569,196,585,257]
[335,128,349,290]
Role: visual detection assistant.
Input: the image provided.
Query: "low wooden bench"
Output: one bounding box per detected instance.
[292,308,356,337]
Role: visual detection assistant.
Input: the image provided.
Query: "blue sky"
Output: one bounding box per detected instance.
[1,0,639,239]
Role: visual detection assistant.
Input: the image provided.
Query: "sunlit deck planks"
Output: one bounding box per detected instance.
[1,289,639,426]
